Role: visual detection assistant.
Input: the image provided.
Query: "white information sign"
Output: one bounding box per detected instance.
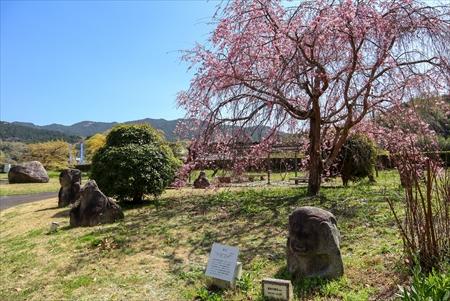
[205,243,239,282]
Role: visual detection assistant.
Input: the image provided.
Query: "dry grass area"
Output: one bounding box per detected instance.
[0,171,411,301]
[0,177,60,196]
[0,171,65,196]
[0,171,92,196]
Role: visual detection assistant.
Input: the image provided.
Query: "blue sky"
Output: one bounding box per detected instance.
[0,0,218,125]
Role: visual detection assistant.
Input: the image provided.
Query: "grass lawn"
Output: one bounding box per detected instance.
[0,171,416,300]
[189,170,308,183]
[0,172,88,196]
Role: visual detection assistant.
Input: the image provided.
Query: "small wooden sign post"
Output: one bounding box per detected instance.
[205,243,241,288]
[262,278,293,301]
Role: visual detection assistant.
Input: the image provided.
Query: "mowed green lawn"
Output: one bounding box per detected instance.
[0,170,326,197]
[0,172,60,196]
[0,171,413,300]
[0,172,93,196]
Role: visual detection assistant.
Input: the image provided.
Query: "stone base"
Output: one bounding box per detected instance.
[207,262,242,289]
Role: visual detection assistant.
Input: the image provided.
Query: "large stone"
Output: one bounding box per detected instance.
[286,206,343,279]
[193,171,210,189]
[8,161,49,183]
[58,169,82,208]
[70,180,124,227]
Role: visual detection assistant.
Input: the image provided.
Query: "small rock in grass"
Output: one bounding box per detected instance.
[49,222,60,233]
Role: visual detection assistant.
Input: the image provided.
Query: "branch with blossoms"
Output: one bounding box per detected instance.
[353,100,449,186]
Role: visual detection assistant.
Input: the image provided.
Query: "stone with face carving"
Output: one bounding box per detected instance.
[287,206,344,279]
[193,171,210,189]
[58,169,82,208]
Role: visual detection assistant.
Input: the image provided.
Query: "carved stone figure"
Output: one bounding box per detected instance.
[193,171,210,188]
[287,206,344,279]
[58,169,82,207]
[70,180,124,227]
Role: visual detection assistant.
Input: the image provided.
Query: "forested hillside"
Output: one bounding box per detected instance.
[0,122,80,143]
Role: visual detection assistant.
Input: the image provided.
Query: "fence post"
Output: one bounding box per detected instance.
[294,149,298,178]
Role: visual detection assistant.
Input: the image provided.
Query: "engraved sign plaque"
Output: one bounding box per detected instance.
[262,278,293,300]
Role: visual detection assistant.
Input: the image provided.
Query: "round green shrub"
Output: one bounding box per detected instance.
[91,124,180,201]
[338,134,377,186]
[105,124,165,147]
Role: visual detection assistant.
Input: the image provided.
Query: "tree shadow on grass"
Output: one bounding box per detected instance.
[51,209,71,218]
[116,199,160,211]
[60,188,342,278]
[35,206,60,212]
[59,225,71,231]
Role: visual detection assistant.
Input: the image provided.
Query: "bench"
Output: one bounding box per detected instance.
[289,177,308,185]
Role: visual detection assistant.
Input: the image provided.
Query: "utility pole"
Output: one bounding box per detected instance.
[80,142,84,164]
[294,147,298,178]
[68,144,73,165]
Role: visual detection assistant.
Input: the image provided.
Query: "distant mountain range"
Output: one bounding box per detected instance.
[0,121,81,143]
[1,118,184,142]
[2,96,448,145]
[0,117,278,144]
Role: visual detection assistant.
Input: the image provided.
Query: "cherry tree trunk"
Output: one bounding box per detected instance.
[307,113,322,196]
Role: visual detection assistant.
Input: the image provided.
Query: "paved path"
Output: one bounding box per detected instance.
[0,192,57,211]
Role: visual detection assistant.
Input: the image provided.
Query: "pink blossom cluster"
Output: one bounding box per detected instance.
[353,100,447,184]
